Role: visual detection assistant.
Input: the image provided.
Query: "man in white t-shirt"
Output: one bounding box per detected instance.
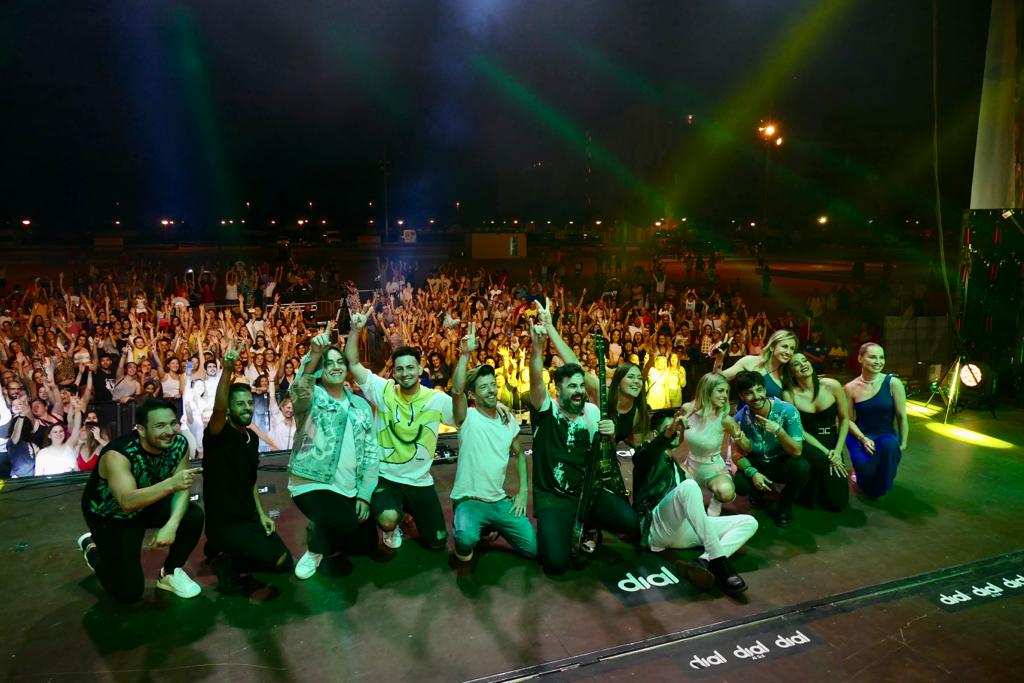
[346,305,454,551]
[450,324,535,567]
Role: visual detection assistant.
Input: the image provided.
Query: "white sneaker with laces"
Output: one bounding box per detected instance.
[383,527,403,549]
[156,567,201,598]
[294,550,323,580]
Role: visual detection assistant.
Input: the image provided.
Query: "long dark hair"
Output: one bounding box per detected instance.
[782,352,820,399]
[606,363,649,439]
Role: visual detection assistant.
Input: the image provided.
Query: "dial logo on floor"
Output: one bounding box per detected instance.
[596,561,693,606]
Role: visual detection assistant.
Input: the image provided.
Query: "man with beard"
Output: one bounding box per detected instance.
[528,324,638,575]
[77,399,204,602]
[633,412,756,595]
[203,336,294,594]
[347,306,454,551]
[450,323,535,567]
[732,371,808,527]
[534,298,649,446]
[288,322,380,580]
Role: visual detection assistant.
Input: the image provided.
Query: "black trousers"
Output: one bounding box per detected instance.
[207,518,294,574]
[798,442,850,512]
[85,499,205,603]
[370,479,449,550]
[535,489,639,576]
[293,490,378,557]
[734,453,811,511]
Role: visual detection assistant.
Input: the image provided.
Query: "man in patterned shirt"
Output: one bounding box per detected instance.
[77,399,205,602]
[731,371,808,527]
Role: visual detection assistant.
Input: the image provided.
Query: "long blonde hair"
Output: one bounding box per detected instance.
[759,329,799,369]
[691,371,729,418]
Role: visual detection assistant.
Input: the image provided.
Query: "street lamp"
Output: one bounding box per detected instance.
[757,120,784,232]
[758,121,782,144]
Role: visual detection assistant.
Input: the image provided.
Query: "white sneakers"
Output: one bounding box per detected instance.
[383,527,403,549]
[294,551,323,580]
[156,567,202,598]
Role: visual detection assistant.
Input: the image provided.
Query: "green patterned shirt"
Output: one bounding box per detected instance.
[81,433,188,520]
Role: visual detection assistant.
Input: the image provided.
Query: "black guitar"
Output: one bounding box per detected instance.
[569,332,628,568]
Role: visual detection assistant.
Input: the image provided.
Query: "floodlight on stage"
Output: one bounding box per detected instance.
[958,363,985,388]
[953,361,997,411]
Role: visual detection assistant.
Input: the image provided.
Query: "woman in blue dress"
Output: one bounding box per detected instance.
[843,343,908,498]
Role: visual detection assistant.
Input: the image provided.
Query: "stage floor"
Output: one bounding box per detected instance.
[1,406,1022,682]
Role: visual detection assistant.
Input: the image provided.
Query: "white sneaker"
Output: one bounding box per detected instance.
[76,532,96,572]
[156,567,201,598]
[383,527,403,549]
[294,550,323,580]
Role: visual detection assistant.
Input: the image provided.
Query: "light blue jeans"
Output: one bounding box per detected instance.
[453,497,537,558]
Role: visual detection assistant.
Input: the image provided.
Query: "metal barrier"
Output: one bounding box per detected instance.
[89,400,138,438]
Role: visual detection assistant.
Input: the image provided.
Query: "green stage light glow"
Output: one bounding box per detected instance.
[472,55,666,212]
[171,7,237,217]
[925,423,1014,450]
[671,0,857,210]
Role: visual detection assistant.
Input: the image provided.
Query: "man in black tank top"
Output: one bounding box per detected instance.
[78,399,205,602]
[203,338,294,594]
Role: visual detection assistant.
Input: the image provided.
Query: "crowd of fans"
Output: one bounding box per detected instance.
[0,247,892,479]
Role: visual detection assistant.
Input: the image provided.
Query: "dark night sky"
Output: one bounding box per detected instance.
[0,0,992,236]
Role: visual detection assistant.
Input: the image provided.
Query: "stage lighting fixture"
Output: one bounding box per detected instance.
[953,361,996,411]
[958,363,985,388]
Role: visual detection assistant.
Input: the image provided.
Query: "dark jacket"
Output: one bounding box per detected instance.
[631,432,688,546]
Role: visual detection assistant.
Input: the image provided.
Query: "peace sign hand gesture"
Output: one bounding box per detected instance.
[534,297,553,326]
[460,322,477,356]
[349,302,373,332]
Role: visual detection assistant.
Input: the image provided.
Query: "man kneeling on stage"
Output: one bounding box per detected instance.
[77,399,204,602]
[528,325,638,575]
[289,322,380,580]
[450,323,536,567]
[634,411,757,595]
[203,336,294,594]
